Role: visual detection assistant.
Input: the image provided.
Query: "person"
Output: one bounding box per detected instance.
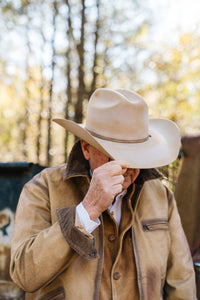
[10,88,196,299]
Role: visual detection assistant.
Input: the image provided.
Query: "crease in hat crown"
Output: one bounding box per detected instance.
[85,88,149,142]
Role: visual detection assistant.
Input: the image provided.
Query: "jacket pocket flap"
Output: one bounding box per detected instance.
[141,218,169,231]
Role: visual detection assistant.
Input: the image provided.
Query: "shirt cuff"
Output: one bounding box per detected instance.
[76,202,101,234]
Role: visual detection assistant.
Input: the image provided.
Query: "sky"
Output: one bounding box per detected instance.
[150,0,200,44]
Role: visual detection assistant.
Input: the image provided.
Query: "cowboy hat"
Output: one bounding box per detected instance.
[53,88,180,168]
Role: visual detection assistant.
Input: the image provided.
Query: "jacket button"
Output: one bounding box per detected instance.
[113,272,120,280]
[108,234,116,242]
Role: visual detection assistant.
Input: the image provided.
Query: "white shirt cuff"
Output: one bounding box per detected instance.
[76,202,101,234]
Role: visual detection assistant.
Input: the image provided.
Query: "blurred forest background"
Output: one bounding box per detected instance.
[0,0,200,188]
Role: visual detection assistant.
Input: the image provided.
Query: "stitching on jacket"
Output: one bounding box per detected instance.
[132,225,145,300]
[94,217,104,299]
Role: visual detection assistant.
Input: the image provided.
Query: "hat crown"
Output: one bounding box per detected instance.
[86,88,149,141]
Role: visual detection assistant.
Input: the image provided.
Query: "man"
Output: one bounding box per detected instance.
[10,88,196,299]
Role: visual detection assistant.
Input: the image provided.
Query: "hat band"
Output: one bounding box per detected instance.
[86,128,150,144]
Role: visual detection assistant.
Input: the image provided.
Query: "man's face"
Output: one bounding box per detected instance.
[81,140,140,190]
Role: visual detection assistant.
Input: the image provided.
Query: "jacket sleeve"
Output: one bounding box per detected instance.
[10,171,98,293]
[164,189,197,299]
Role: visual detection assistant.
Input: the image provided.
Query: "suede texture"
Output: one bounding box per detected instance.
[10,141,196,299]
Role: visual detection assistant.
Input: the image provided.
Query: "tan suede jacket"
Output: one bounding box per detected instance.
[10,141,197,300]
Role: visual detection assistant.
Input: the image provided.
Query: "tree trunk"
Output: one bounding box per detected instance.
[75,0,86,124]
[89,0,100,97]
[64,0,73,160]
[23,19,32,161]
[47,1,57,166]
[36,21,46,165]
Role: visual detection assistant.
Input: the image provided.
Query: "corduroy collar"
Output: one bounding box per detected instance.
[63,140,163,184]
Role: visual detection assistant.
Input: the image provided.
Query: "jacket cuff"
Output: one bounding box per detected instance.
[56,206,98,260]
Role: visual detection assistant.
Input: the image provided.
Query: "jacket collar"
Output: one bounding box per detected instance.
[63,141,163,184]
[63,141,90,180]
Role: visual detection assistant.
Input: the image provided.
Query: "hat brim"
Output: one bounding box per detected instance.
[53,118,180,168]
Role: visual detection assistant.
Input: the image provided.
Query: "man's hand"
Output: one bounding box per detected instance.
[82,160,127,221]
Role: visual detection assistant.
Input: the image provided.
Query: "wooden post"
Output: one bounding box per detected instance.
[175,133,200,248]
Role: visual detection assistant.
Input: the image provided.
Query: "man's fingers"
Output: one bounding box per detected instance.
[112,174,124,185]
[112,183,123,195]
[107,159,127,168]
[102,160,127,175]
[115,160,128,168]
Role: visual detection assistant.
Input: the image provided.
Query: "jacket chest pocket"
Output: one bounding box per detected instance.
[39,287,65,300]
[141,218,169,231]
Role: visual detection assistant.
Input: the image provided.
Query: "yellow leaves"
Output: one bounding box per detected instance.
[144,29,200,134]
[134,24,149,44]
[139,24,149,38]
[180,33,192,45]
[21,0,30,8]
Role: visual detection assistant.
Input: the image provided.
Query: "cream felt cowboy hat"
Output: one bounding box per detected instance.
[53,88,181,168]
